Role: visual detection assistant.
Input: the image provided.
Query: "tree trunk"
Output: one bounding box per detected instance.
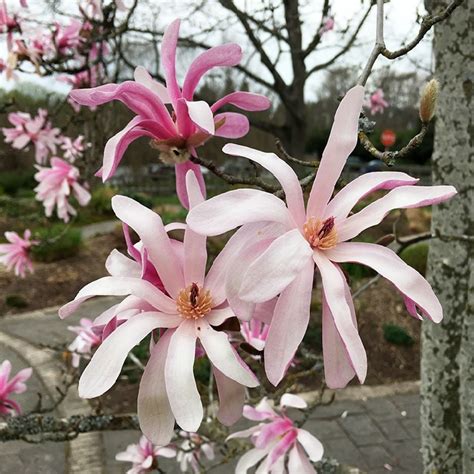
[420,1,473,473]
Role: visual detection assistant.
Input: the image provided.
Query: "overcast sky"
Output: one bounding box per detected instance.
[0,0,433,98]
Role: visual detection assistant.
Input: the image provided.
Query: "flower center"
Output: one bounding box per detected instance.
[176,283,213,320]
[303,216,338,250]
[151,139,190,164]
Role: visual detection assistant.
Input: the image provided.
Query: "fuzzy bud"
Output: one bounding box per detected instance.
[419,79,440,123]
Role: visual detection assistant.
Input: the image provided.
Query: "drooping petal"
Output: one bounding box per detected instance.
[112,196,184,297]
[175,161,206,210]
[252,299,277,325]
[79,312,180,398]
[223,144,306,227]
[59,277,177,319]
[69,82,176,134]
[337,185,457,242]
[213,365,245,425]
[211,91,271,112]
[165,320,203,431]
[243,398,276,421]
[235,447,271,474]
[214,112,249,138]
[198,320,258,387]
[297,429,324,462]
[133,66,171,103]
[264,260,314,386]
[182,43,242,100]
[187,189,292,236]
[206,306,235,326]
[313,251,367,384]
[183,170,207,286]
[326,242,444,323]
[288,445,316,474]
[267,429,298,466]
[186,100,215,134]
[239,229,313,303]
[138,330,175,445]
[160,19,181,105]
[306,85,365,220]
[324,171,419,220]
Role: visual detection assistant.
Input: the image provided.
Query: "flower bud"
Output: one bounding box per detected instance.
[419,79,440,123]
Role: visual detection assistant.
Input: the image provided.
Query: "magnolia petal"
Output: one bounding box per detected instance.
[280,394,307,409]
[264,260,314,386]
[198,320,258,387]
[187,189,292,236]
[211,91,271,112]
[223,144,306,227]
[206,307,235,326]
[183,170,207,286]
[105,249,141,278]
[138,330,175,445]
[235,447,271,474]
[313,251,367,384]
[134,66,170,103]
[297,429,324,462]
[112,195,184,297]
[59,276,176,319]
[239,229,313,303]
[175,161,206,210]
[182,43,242,100]
[165,320,203,431]
[307,85,365,220]
[288,445,316,474]
[213,365,245,425]
[326,242,444,323]
[186,100,215,135]
[337,185,457,242]
[160,19,181,105]
[79,312,180,398]
[214,112,249,138]
[324,171,419,220]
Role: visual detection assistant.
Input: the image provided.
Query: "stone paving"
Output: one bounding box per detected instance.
[0,301,422,473]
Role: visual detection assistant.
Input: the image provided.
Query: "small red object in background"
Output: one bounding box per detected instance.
[381,129,396,148]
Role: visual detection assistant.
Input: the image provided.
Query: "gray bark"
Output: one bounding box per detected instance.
[421,1,474,473]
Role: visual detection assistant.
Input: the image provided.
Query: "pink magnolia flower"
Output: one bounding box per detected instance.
[0,229,37,277]
[177,431,215,473]
[187,85,457,389]
[59,171,270,445]
[61,135,89,162]
[319,16,334,35]
[68,316,124,367]
[50,20,84,56]
[2,109,61,163]
[0,360,32,416]
[367,88,389,115]
[69,19,271,208]
[116,435,176,474]
[0,1,20,50]
[34,157,91,222]
[228,394,323,473]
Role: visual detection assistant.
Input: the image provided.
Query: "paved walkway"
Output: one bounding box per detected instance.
[0,301,422,473]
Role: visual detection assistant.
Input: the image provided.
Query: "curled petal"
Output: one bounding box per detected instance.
[175,161,206,210]
[213,365,245,426]
[214,112,249,138]
[211,91,271,112]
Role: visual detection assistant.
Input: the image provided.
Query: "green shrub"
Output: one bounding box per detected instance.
[31,225,82,262]
[194,356,211,384]
[90,186,117,215]
[400,242,429,276]
[383,324,414,346]
[5,294,28,308]
[0,170,36,195]
[127,191,154,209]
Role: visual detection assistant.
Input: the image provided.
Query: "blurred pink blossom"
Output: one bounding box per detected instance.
[319,16,334,35]
[50,20,84,56]
[2,109,61,163]
[34,157,91,222]
[177,431,215,474]
[241,319,269,352]
[228,394,323,473]
[0,229,37,277]
[0,1,20,50]
[367,88,389,115]
[0,360,32,416]
[69,18,270,208]
[116,435,176,474]
[61,135,89,162]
